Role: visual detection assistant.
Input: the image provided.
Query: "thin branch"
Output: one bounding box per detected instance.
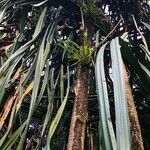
[95,18,122,49]
[79,7,85,32]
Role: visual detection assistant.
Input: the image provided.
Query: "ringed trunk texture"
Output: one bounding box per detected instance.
[124,67,144,150]
[67,64,89,150]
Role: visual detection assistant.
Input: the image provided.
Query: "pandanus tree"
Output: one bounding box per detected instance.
[0,0,150,150]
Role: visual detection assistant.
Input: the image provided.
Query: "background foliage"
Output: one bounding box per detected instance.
[0,0,150,149]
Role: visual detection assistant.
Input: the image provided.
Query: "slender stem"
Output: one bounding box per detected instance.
[96,18,122,49]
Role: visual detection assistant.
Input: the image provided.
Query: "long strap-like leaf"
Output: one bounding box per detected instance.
[110,37,130,150]
[95,43,116,150]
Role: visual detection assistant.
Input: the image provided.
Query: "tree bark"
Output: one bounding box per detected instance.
[124,66,144,150]
[67,64,89,150]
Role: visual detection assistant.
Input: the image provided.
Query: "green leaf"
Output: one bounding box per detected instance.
[120,39,150,94]
[60,65,64,102]
[0,6,7,23]
[95,42,116,150]
[139,44,150,62]
[36,61,49,105]
[27,21,47,122]
[16,7,49,149]
[110,37,130,150]
[0,40,34,77]
[142,22,150,30]
[0,57,22,104]
[32,7,47,39]
[41,84,54,137]
[139,61,150,78]
[32,0,48,7]
[0,121,27,150]
[46,66,70,148]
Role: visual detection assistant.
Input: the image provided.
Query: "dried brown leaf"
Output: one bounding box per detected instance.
[0,88,19,130]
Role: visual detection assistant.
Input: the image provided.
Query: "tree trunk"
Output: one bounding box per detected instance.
[67,64,89,150]
[124,66,144,150]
